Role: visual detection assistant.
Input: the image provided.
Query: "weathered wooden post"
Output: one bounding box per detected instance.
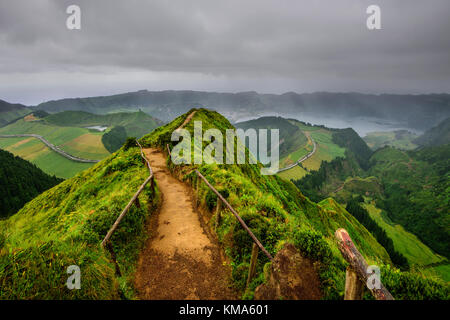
[150,176,155,194]
[134,197,141,208]
[344,266,364,300]
[215,199,222,230]
[195,176,200,209]
[106,241,122,276]
[246,242,259,288]
[335,228,394,300]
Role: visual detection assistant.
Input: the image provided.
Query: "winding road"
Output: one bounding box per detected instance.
[277,133,317,173]
[0,134,100,163]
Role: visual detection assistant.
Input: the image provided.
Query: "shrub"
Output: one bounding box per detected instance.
[292,229,332,264]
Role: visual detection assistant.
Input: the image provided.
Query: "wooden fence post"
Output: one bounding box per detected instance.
[246,242,259,288]
[335,228,394,300]
[195,176,200,209]
[106,241,122,277]
[134,197,141,208]
[344,266,364,300]
[150,176,155,194]
[215,199,222,230]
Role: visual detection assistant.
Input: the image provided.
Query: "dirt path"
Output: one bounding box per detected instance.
[134,148,237,300]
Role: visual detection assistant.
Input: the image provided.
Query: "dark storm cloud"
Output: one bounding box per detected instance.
[0,0,449,104]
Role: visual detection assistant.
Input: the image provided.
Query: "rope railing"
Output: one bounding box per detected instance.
[101,140,154,248]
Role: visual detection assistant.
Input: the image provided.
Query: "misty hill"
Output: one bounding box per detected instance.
[34,90,450,131]
[0,99,30,127]
[0,149,62,217]
[414,117,450,147]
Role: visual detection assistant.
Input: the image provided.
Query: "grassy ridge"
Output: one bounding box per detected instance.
[140,108,400,299]
[363,203,444,266]
[277,120,346,179]
[0,145,159,299]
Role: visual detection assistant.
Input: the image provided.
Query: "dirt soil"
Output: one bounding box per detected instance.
[134,148,238,299]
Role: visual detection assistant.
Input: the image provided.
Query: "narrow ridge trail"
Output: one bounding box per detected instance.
[134,147,237,300]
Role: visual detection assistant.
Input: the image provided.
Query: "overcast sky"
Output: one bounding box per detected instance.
[1,0,449,105]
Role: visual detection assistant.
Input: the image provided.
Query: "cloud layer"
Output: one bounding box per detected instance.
[1,0,449,105]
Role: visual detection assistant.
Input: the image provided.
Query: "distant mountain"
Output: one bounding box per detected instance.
[414,117,450,147]
[34,90,450,131]
[0,99,30,127]
[0,149,62,217]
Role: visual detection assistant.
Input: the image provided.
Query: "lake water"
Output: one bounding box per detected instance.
[86,126,108,132]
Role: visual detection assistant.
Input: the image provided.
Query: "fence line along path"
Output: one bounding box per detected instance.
[134,146,237,299]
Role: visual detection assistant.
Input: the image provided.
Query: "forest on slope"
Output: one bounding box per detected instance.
[0,149,62,217]
[0,109,447,300]
[292,118,450,275]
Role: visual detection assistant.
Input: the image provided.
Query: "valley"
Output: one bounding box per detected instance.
[0,106,448,300]
[0,110,162,178]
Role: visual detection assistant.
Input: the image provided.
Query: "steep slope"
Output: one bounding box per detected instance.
[235,116,308,160]
[0,100,30,127]
[135,148,237,299]
[138,108,401,299]
[35,90,450,130]
[1,108,447,300]
[0,143,159,299]
[370,146,450,258]
[0,149,62,217]
[293,143,449,270]
[332,128,373,170]
[414,117,450,147]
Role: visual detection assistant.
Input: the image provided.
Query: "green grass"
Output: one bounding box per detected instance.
[140,108,400,299]
[277,127,345,179]
[0,145,159,299]
[430,264,450,283]
[0,119,110,159]
[0,137,93,179]
[277,165,308,180]
[363,203,444,266]
[45,110,162,139]
[363,131,418,151]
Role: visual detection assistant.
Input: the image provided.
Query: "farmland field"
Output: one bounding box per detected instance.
[278,123,345,180]
[0,137,93,178]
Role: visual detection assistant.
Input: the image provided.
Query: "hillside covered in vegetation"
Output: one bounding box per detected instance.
[0,143,159,299]
[140,108,448,299]
[293,141,449,281]
[0,100,30,127]
[0,108,447,300]
[0,149,62,217]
